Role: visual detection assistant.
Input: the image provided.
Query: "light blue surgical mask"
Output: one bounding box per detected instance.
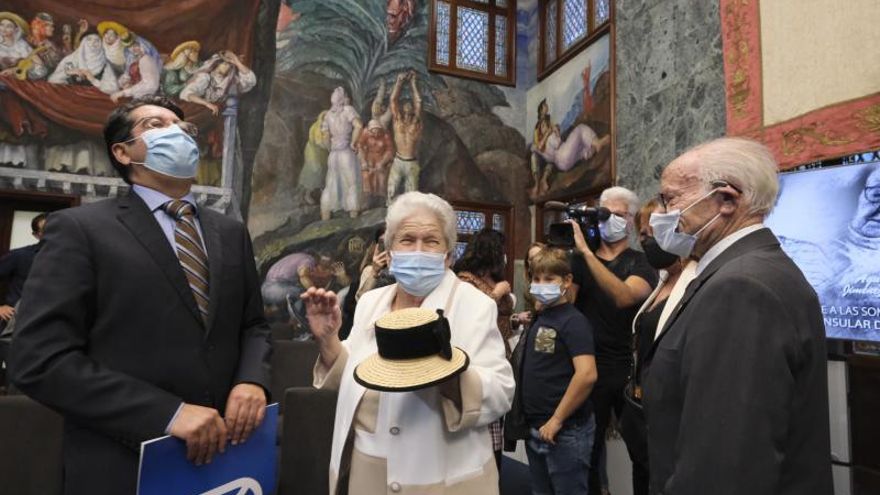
[650,188,722,258]
[127,125,200,179]
[599,213,629,243]
[530,282,565,306]
[389,250,447,297]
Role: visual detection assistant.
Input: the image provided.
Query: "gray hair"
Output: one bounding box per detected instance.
[385,191,458,251]
[600,186,640,216]
[688,137,779,218]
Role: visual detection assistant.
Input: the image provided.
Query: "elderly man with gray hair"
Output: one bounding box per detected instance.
[642,137,832,495]
[567,185,658,495]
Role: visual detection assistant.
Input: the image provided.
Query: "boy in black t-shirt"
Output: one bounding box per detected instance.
[519,247,597,494]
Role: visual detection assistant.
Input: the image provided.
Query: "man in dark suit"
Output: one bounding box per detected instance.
[0,213,47,324]
[643,137,832,495]
[0,213,47,385]
[10,96,272,495]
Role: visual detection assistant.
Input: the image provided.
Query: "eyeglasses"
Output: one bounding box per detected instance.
[657,180,742,211]
[132,116,199,138]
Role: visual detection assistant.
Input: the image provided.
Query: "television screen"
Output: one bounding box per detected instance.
[765,160,880,342]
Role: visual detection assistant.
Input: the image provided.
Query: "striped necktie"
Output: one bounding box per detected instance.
[163,200,210,326]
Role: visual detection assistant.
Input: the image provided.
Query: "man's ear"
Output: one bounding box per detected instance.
[717,185,741,215]
[111,142,132,166]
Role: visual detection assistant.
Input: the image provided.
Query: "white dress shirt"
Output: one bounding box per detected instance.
[696,224,765,276]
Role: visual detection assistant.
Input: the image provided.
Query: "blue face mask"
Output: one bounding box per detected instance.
[599,213,629,243]
[650,188,721,258]
[127,125,200,179]
[389,250,447,297]
[530,282,565,306]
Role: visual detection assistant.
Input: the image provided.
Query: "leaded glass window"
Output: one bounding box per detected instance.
[456,7,489,72]
[595,0,611,26]
[429,0,516,85]
[456,210,486,234]
[545,0,558,64]
[494,16,508,77]
[435,1,451,66]
[540,0,612,78]
[562,0,588,50]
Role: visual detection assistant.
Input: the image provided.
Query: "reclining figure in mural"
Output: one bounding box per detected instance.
[536,123,610,173]
[320,86,364,220]
[387,70,422,205]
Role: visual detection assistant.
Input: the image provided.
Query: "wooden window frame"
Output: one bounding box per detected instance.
[428,0,517,87]
[449,200,516,283]
[538,0,612,81]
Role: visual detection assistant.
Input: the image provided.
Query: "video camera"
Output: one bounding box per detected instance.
[544,201,610,251]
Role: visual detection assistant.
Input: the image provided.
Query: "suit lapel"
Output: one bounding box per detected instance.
[116,192,203,326]
[198,209,224,336]
[645,228,780,361]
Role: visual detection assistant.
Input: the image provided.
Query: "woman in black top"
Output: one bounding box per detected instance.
[619,199,688,495]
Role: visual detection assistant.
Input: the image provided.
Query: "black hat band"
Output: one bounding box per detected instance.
[375,309,453,361]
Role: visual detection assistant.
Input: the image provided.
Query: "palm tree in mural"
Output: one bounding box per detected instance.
[277,0,446,111]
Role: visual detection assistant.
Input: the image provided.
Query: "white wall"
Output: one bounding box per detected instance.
[9,210,41,250]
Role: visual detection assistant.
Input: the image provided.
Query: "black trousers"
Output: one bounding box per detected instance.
[618,397,650,495]
[588,364,628,493]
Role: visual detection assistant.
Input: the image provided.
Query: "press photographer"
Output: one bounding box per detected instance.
[564,186,658,495]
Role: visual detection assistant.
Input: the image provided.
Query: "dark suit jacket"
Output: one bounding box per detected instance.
[10,192,272,495]
[0,242,40,306]
[643,228,832,495]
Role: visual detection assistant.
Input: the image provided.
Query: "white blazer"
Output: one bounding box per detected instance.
[328,270,515,489]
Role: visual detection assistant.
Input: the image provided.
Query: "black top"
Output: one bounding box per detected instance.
[633,298,666,386]
[571,248,658,370]
[0,243,41,306]
[521,302,595,426]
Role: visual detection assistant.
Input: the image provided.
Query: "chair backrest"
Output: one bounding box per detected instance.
[0,395,63,495]
[279,387,338,495]
[270,340,319,413]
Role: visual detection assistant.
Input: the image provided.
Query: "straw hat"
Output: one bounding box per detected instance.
[0,12,29,35]
[97,21,132,44]
[354,307,469,392]
[170,40,201,62]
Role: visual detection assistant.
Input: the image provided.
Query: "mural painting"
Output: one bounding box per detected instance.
[0,1,266,187]
[250,0,533,333]
[526,33,613,202]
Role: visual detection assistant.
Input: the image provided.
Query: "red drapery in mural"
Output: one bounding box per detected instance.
[0,0,261,137]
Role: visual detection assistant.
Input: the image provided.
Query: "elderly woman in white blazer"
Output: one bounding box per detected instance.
[302,191,515,495]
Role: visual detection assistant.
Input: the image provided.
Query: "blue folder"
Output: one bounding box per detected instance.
[137,403,278,495]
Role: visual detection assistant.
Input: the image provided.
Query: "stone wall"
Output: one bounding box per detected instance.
[614,0,727,203]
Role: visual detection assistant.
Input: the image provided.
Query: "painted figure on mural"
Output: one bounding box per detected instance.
[111,38,162,102]
[162,41,201,98]
[536,123,610,173]
[0,13,32,72]
[529,98,556,198]
[387,70,422,204]
[6,12,62,80]
[298,111,330,205]
[180,51,256,115]
[581,62,594,117]
[386,0,415,44]
[370,79,393,130]
[320,86,363,220]
[357,119,395,208]
[96,21,130,77]
[48,34,119,94]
